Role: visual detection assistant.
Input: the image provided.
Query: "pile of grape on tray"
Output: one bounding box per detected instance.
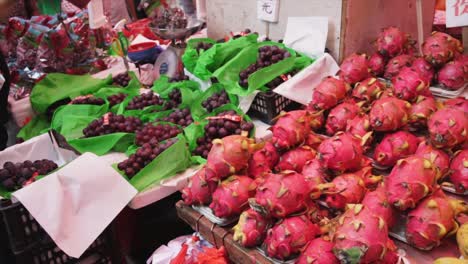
[181,27,468,263]
[0,160,58,191]
[83,113,143,137]
[112,73,132,87]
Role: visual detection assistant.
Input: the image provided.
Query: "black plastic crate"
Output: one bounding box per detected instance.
[247,91,301,124]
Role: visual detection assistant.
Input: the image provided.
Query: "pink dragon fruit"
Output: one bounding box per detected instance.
[428,107,468,149]
[422,31,463,66]
[233,209,271,248]
[411,57,435,83]
[209,175,256,218]
[437,60,467,90]
[406,188,465,250]
[376,26,415,58]
[415,140,450,179]
[374,131,421,167]
[409,95,438,129]
[250,171,310,218]
[205,135,261,182]
[325,102,362,135]
[309,110,325,132]
[333,204,399,263]
[302,159,334,199]
[264,215,321,260]
[445,97,468,113]
[318,132,364,174]
[362,183,397,228]
[449,150,468,194]
[304,131,326,150]
[271,110,312,150]
[392,67,430,102]
[296,238,339,264]
[345,113,373,148]
[352,77,385,103]
[325,173,368,210]
[309,77,351,110]
[275,146,316,172]
[247,142,280,178]
[181,168,217,206]
[304,199,331,224]
[386,156,437,210]
[369,97,411,131]
[384,54,414,79]
[368,52,386,77]
[339,53,371,84]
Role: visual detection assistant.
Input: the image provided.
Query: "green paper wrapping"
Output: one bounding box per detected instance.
[68,133,136,156]
[93,86,140,113]
[193,34,259,80]
[182,38,216,73]
[30,73,112,114]
[190,83,239,121]
[16,115,50,141]
[152,76,200,98]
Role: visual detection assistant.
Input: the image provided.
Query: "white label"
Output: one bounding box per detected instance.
[257,0,280,22]
[446,0,468,28]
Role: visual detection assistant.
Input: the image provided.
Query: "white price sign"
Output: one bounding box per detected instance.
[257,0,280,22]
[446,0,468,27]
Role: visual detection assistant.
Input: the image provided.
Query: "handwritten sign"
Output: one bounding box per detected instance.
[446,0,468,27]
[257,0,280,22]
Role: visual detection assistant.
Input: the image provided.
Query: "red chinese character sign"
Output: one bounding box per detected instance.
[446,0,468,27]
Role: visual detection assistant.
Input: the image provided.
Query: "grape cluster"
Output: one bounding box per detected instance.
[238,46,291,88]
[117,139,177,178]
[265,70,299,89]
[107,93,127,107]
[157,108,194,127]
[126,92,163,110]
[83,113,142,137]
[202,90,230,112]
[71,96,105,106]
[169,75,190,83]
[195,42,213,53]
[163,89,182,110]
[135,123,182,146]
[0,160,58,191]
[113,73,132,87]
[193,110,255,158]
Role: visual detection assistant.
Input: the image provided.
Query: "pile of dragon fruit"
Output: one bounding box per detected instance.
[345,27,467,91]
[180,28,467,263]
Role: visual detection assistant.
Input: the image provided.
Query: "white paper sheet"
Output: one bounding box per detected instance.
[13,152,138,258]
[283,17,328,58]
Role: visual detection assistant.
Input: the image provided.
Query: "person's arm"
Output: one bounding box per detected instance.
[126,0,138,21]
[68,0,91,9]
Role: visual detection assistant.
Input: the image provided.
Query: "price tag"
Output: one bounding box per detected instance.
[257,0,280,22]
[446,0,468,28]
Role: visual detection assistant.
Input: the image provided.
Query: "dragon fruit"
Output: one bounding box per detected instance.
[392,67,430,102]
[182,168,217,206]
[362,183,397,228]
[250,171,310,218]
[209,175,256,218]
[374,131,421,167]
[309,77,351,110]
[276,146,316,172]
[428,108,468,149]
[302,159,334,199]
[445,97,468,113]
[416,140,450,179]
[411,57,435,83]
[376,26,415,58]
[325,102,361,135]
[325,172,368,210]
[333,204,398,264]
[406,188,466,250]
[309,111,325,131]
[205,135,261,182]
[346,113,373,148]
[339,53,371,84]
[384,54,414,79]
[233,209,271,248]
[271,110,312,150]
[369,97,411,131]
[437,60,467,90]
[304,132,326,150]
[422,31,463,66]
[318,132,364,174]
[368,52,386,77]
[247,142,280,178]
[296,238,339,264]
[386,156,437,210]
[409,95,438,129]
[352,77,385,103]
[449,150,468,194]
[264,215,321,260]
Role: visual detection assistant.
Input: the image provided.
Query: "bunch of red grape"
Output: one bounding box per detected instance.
[265,69,299,89]
[0,160,58,191]
[201,90,230,112]
[83,113,143,137]
[157,108,194,127]
[195,42,213,53]
[135,123,182,146]
[169,75,190,83]
[71,96,105,106]
[107,93,127,107]
[117,139,177,178]
[113,73,132,87]
[126,92,163,110]
[163,89,182,110]
[238,46,291,87]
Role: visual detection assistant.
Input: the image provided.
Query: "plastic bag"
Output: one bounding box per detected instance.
[16,23,50,69]
[182,38,216,74]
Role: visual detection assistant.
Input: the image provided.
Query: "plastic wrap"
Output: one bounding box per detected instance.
[16,23,50,69]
